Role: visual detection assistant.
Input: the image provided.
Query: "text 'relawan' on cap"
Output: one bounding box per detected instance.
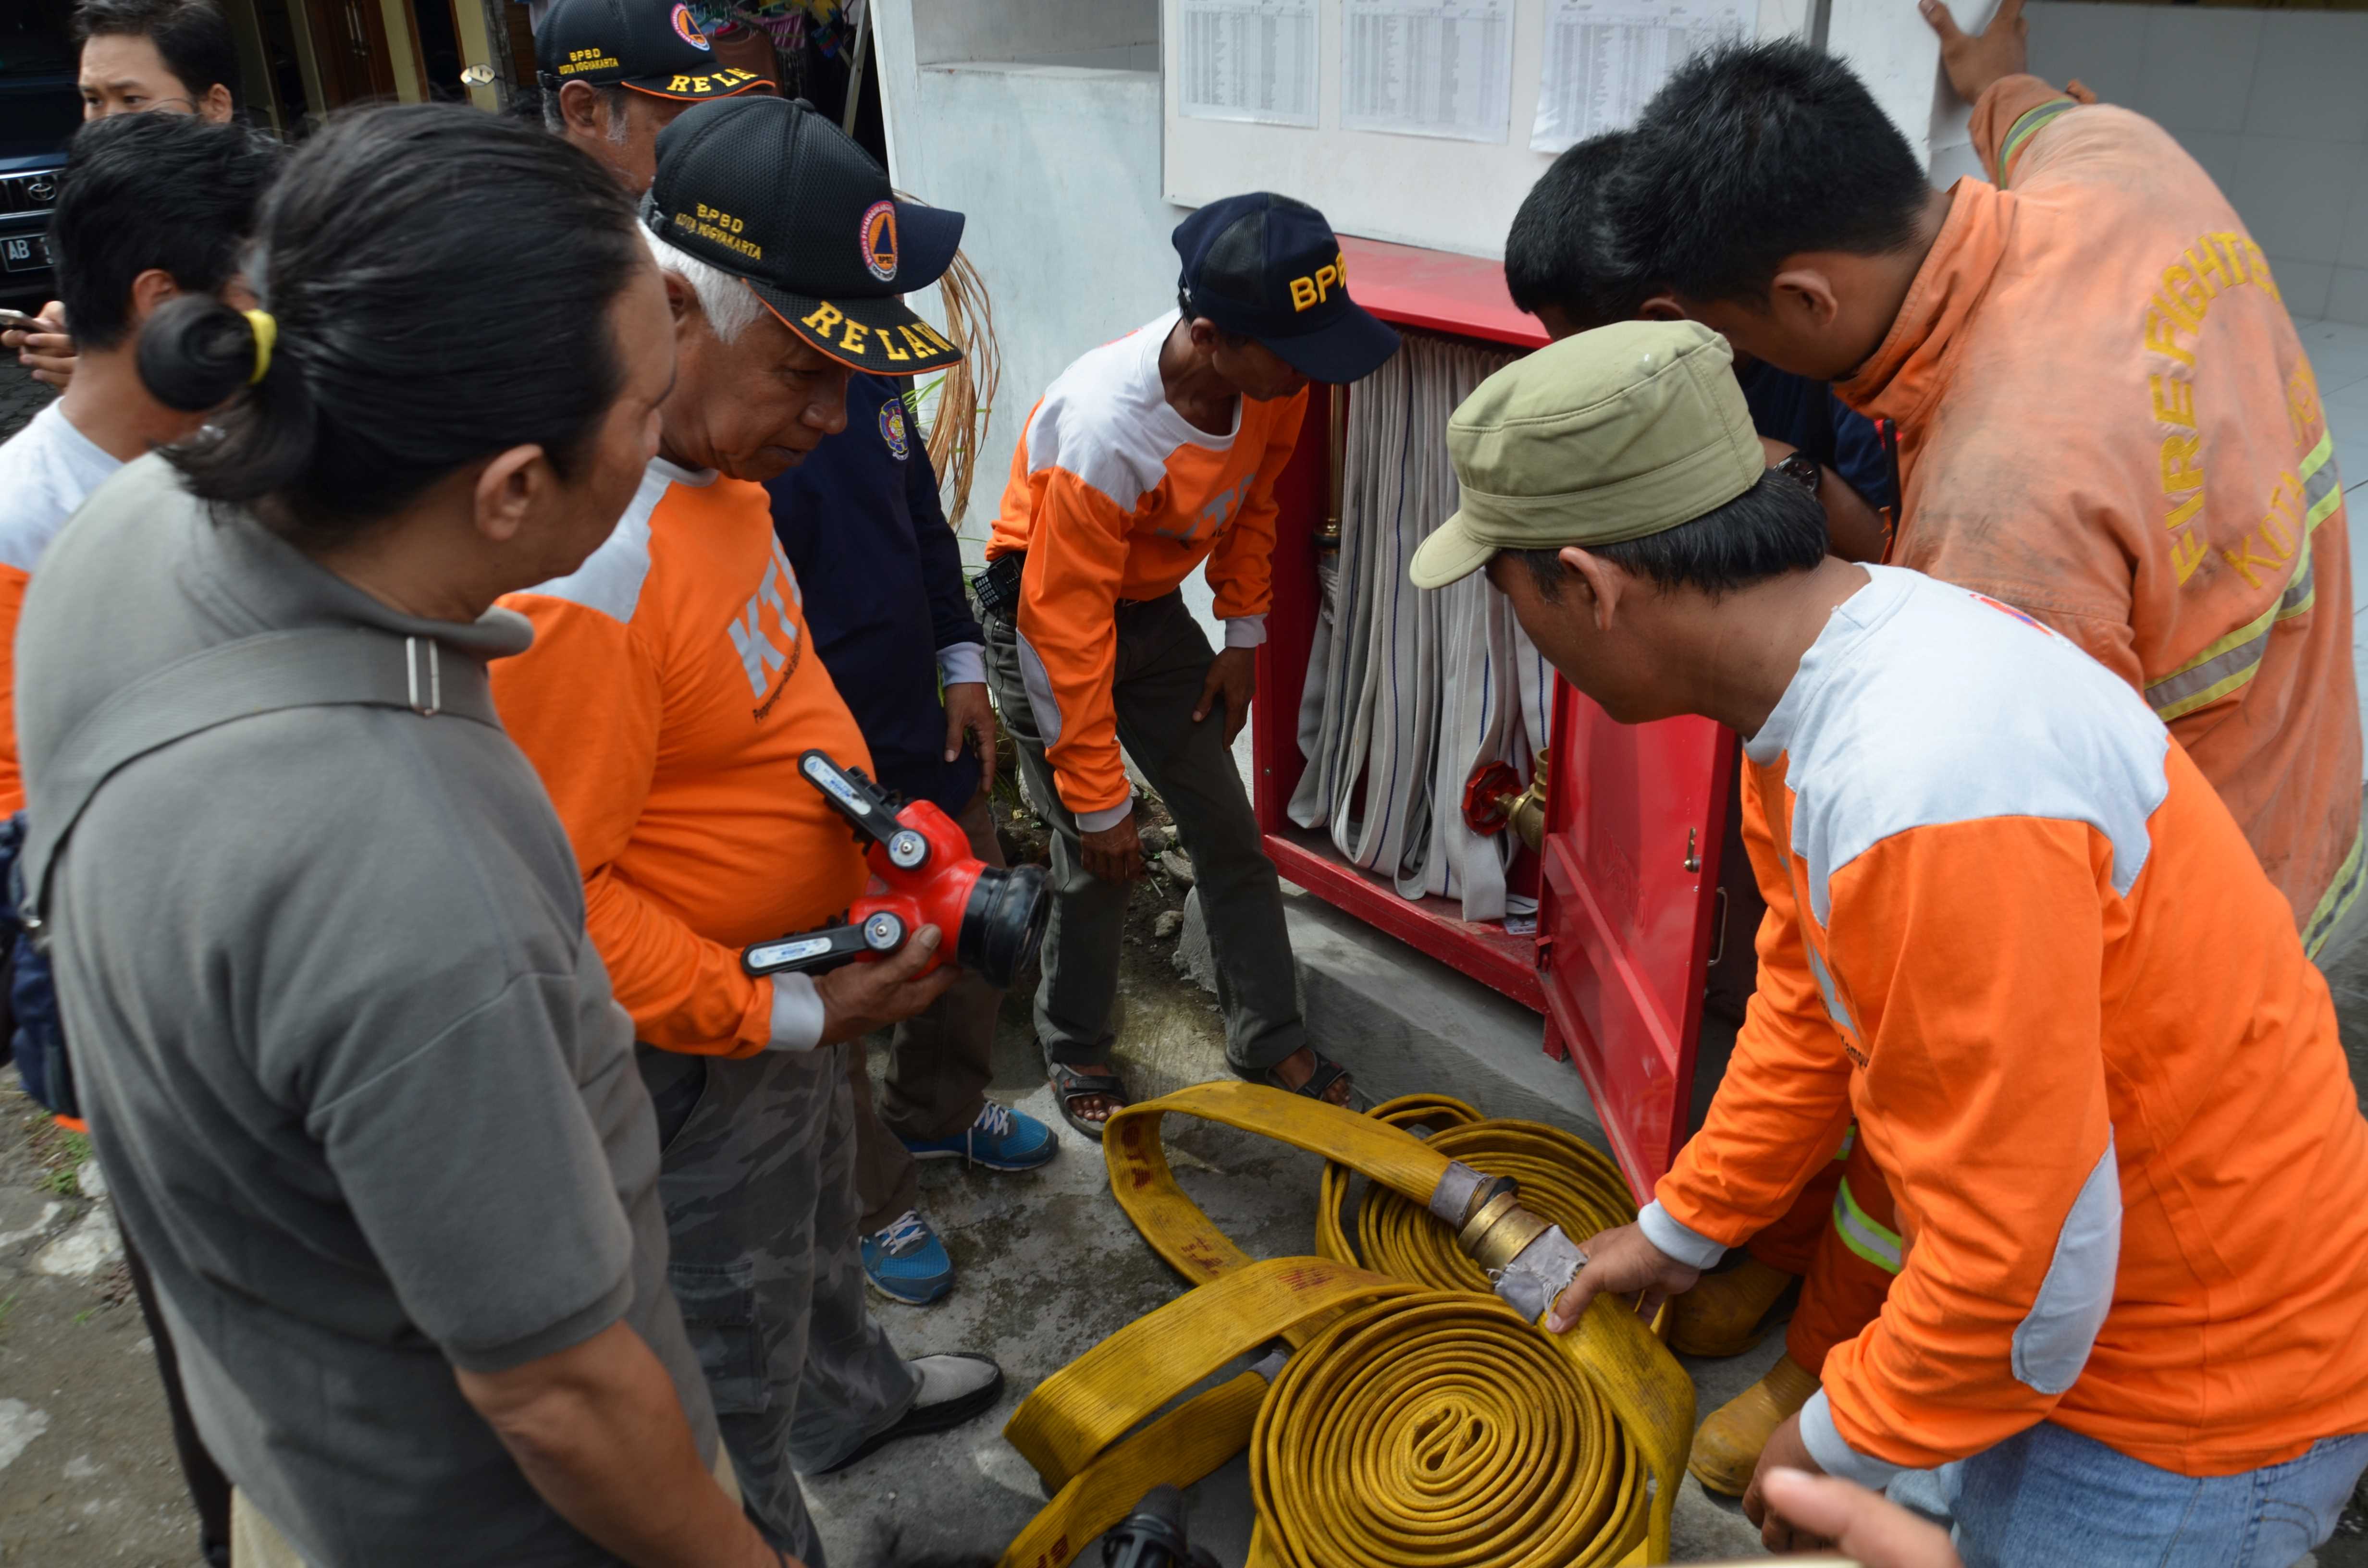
[535,0,771,101]
[1408,320,1763,591]
[645,95,966,376]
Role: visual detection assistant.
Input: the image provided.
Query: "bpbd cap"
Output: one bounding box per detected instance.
[1174,193,1400,384]
[535,0,769,100]
[644,95,966,376]
[1408,320,1764,589]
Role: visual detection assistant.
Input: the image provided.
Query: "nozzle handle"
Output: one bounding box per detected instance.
[798,750,902,849]
[743,911,907,977]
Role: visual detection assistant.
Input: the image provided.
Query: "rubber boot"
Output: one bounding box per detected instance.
[1665,1256,1797,1358]
[1688,1352,1820,1497]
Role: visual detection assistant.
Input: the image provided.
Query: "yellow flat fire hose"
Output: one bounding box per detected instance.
[996,1084,1695,1568]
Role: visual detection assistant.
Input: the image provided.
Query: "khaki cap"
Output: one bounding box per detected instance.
[1408,320,1763,590]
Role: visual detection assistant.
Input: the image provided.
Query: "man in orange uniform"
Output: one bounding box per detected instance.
[1603,14,2367,1482]
[979,194,1399,1134]
[1416,318,2368,1567]
[491,98,1003,1563]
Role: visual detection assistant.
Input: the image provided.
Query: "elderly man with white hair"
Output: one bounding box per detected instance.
[489,96,1003,1567]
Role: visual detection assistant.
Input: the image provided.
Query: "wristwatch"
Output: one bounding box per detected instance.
[1774,451,1822,495]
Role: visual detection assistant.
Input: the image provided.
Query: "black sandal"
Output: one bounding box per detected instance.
[1048,1062,1132,1141]
[1255,1046,1355,1106]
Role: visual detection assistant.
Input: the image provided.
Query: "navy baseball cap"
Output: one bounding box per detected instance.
[645,96,966,375]
[536,0,770,101]
[1174,193,1400,384]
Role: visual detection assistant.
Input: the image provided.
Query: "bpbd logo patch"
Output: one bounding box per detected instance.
[859,200,898,282]
[671,4,710,49]
[880,398,910,460]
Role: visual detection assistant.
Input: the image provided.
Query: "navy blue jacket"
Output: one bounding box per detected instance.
[768,374,984,813]
[1735,360,1896,515]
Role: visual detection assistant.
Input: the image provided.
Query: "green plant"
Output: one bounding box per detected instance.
[38,1128,91,1197]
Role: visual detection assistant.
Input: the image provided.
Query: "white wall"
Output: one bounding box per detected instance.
[1157,0,1889,260]
[873,0,1192,592]
[874,0,1963,592]
[2025,2,2368,326]
[911,0,1158,69]
[874,0,1984,571]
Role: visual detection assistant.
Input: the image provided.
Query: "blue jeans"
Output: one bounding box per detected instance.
[1889,1422,2368,1568]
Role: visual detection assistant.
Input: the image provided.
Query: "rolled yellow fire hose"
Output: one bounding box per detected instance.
[997,1084,1695,1568]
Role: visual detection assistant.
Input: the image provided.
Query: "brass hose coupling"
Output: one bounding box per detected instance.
[1431,1160,1591,1322]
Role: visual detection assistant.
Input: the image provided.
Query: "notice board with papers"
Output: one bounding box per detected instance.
[1161,0,1966,259]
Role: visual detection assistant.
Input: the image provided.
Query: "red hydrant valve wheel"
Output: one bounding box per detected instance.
[1463,761,1522,836]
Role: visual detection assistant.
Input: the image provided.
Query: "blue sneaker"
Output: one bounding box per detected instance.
[900,1100,1059,1171]
[861,1209,954,1305]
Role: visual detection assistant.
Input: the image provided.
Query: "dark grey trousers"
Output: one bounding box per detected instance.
[983,591,1307,1076]
[642,1041,920,1564]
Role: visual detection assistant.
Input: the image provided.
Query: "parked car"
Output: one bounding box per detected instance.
[0,1,77,306]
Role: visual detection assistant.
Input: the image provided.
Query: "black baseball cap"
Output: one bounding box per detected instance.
[644,95,965,377]
[535,0,770,101]
[1174,193,1400,384]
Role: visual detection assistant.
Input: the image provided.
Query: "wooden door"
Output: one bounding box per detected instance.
[302,0,398,107]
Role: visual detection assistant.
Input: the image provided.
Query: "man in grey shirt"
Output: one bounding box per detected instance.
[15,453,747,1563]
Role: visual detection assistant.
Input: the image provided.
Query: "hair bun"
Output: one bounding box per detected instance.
[137,294,263,412]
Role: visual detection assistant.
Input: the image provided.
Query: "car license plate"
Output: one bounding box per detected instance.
[2,237,49,274]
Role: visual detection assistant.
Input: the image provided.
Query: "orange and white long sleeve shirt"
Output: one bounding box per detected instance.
[987,312,1306,827]
[491,458,872,1057]
[1840,75,2362,952]
[1645,567,2368,1484]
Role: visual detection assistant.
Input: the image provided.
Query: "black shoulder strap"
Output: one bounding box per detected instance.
[19,628,502,931]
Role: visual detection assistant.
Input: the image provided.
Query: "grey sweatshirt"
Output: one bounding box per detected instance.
[14,455,718,1565]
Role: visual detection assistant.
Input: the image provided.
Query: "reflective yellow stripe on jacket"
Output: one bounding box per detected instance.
[1833,1174,1904,1276]
[1998,97,2079,182]
[2305,828,2367,959]
[2145,432,2342,723]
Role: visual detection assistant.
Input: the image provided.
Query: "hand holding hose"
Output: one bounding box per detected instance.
[1544,1221,1701,1332]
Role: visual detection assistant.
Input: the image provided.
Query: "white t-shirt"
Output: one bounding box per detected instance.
[0,400,123,576]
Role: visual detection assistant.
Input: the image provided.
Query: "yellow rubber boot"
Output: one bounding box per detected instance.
[1665,1256,1797,1358]
[1687,1352,1820,1497]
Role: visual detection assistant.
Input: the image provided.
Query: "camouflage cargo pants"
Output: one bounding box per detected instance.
[642,1041,921,1566]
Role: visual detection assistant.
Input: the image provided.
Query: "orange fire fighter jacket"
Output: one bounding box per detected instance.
[492,458,872,1057]
[987,312,1306,829]
[1643,568,2368,1485]
[1838,75,2362,952]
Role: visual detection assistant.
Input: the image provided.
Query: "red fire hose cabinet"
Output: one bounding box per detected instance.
[1249,238,1739,1200]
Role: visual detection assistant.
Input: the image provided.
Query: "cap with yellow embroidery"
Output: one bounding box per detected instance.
[644,95,965,376]
[1408,321,1764,590]
[534,0,770,102]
